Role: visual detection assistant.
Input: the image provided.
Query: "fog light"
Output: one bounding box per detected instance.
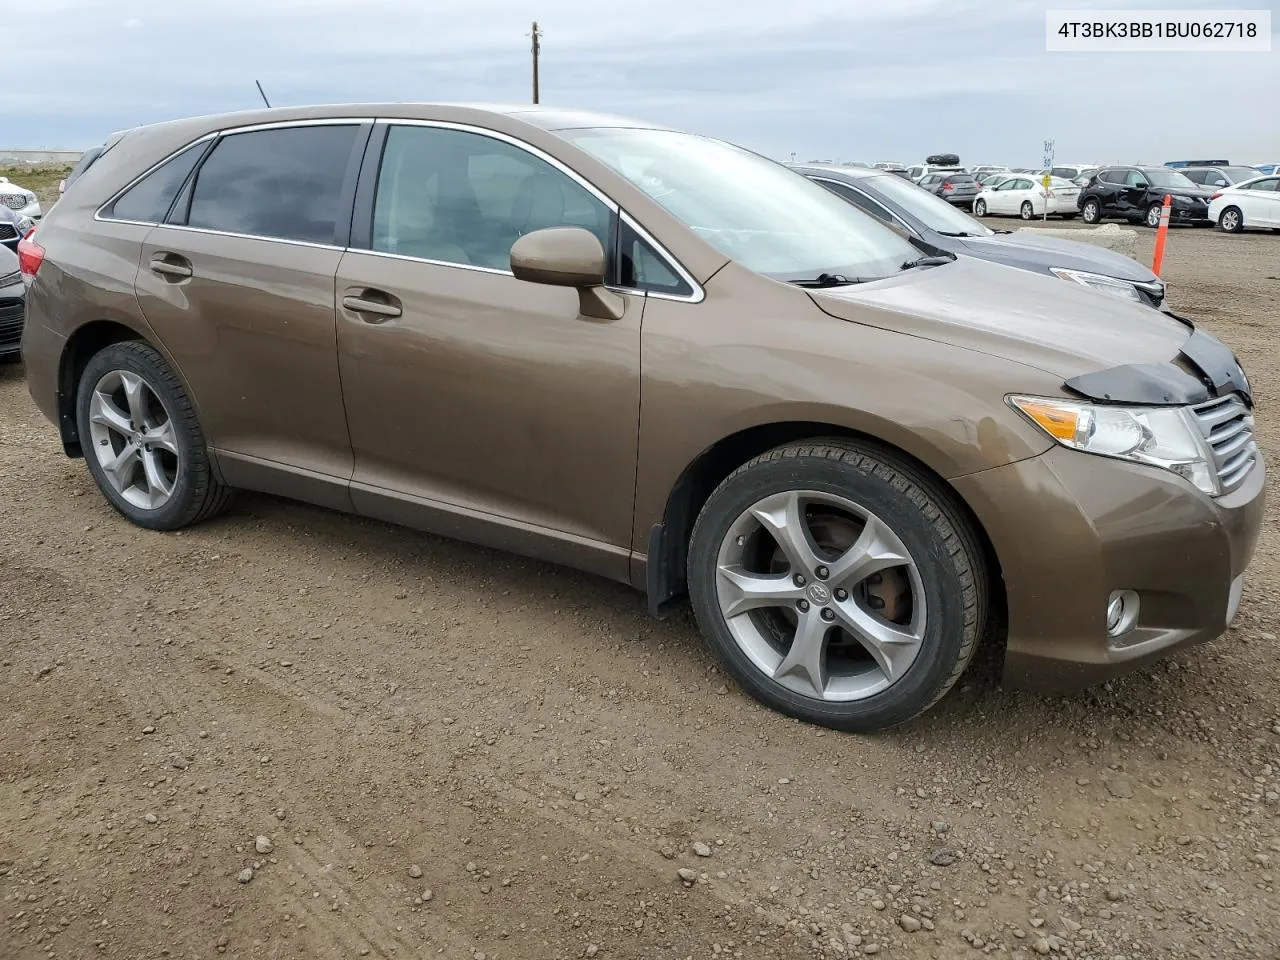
[1106,590,1140,637]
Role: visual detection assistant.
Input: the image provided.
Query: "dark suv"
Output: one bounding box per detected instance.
[916,171,979,207]
[1078,166,1213,227]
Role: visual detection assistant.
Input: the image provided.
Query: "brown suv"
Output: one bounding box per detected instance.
[19,104,1264,731]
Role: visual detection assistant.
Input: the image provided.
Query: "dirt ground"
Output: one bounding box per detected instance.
[2,223,1278,960]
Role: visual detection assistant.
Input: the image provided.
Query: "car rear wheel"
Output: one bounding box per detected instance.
[1219,207,1243,233]
[687,441,987,732]
[1081,198,1101,224]
[76,341,231,530]
[1019,201,1035,220]
[973,198,987,217]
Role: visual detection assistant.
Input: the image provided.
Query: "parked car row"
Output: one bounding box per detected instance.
[11,106,1264,734]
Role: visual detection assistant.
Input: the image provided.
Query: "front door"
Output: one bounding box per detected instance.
[335,122,643,578]
[134,122,367,500]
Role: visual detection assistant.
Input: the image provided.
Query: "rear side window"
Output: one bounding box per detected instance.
[1098,169,1124,184]
[185,125,359,244]
[104,142,208,223]
[1251,178,1279,192]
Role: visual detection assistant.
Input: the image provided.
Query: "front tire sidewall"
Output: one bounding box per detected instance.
[687,449,977,731]
[76,343,202,530]
[1146,204,1163,228]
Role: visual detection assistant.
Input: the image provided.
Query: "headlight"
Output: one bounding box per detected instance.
[1049,267,1141,302]
[1009,395,1218,494]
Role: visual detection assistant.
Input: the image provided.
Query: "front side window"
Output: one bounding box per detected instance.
[104,141,208,223]
[185,124,359,244]
[1124,170,1149,187]
[372,125,611,271]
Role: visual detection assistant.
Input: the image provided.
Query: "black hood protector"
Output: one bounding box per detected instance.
[1064,321,1252,407]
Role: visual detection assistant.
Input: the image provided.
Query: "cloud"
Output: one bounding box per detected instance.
[6,0,1279,165]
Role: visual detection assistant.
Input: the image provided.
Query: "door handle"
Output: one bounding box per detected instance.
[342,291,402,322]
[150,254,192,280]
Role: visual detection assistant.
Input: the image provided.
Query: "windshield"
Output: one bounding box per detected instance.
[1145,168,1197,189]
[562,128,918,281]
[859,172,994,237]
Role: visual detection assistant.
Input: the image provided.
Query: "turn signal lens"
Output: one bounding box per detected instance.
[1009,397,1081,442]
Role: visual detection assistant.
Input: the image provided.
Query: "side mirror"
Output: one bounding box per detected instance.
[510,227,623,321]
[1131,181,1148,190]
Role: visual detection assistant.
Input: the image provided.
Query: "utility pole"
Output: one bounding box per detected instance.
[530,21,542,104]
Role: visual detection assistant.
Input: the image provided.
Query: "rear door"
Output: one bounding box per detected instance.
[1243,177,1280,225]
[134,121,369,502]
[1093,168,1124,215]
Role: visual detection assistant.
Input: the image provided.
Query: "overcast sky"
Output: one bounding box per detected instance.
[8,0,1279,166]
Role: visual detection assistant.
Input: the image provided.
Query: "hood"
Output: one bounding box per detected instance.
[809,256,1189,379]
[958,231,1158,283]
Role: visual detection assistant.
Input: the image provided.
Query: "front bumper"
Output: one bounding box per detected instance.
[1170,200,1211,223]
[943,193,979,206]
[954,446,1265,692]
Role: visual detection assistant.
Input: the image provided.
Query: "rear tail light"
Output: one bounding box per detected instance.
[1210,191,1223,200]
[942,183,954,191]
[17,226,45,281]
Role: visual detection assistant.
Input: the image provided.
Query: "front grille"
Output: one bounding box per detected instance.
[0,297,23,345]
[1,194,27,210]
[1192,394,1257,493]
[0,223,16,241]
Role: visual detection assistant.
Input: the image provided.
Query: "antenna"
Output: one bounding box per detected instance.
[255,80,272,109]
[529,22,542,104]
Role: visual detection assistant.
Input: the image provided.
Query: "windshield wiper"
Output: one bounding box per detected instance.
[788,272,867,288]
[901,255,954,270]
[935,230,976,238]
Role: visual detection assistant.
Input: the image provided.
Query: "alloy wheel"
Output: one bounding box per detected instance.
[87,369,180,510]
[974,199,986,216]
[1221,209,1240,232]
[714,489,926,702]
[1147,205,1161,228]
[1083,200,1099,223]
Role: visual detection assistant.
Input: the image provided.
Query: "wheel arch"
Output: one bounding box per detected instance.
[644,420,1006,633]
[56,319,150,456]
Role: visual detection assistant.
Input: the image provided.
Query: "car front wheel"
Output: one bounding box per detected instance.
[1145,203,1163,228]
[687,441,988,732]
[1081,198,1101,224]
[76,340,231,530]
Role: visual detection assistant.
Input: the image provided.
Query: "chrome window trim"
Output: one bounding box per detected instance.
[148,222,346,252]
[347,247,514,276]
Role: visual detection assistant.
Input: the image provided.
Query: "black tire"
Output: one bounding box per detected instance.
[76,340,231,530]
[1218,206,1244,233]
[1081,198,1101,224]
[687,440,988,732]
[1019,201,1035,220]
[1145,203,1163,229]
[973,198,987,217]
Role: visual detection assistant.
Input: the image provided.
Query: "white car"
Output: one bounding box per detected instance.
[0,177,41,220]
[1208,175,1280,233]
[972,175,1081,220]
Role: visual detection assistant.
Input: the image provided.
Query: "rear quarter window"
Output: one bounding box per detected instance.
[101,141,210,224]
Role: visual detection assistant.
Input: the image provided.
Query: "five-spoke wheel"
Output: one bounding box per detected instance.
[688,441,987,732]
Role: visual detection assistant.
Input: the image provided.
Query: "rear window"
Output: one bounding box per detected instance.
[103,141,210,223]
[185,124,359,245]
[944,174,975,183]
